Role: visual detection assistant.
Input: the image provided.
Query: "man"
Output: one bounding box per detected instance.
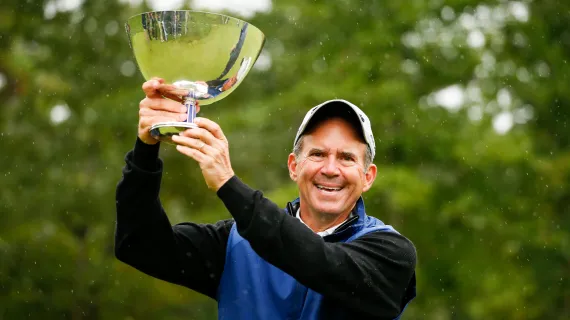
[115,78,417,319]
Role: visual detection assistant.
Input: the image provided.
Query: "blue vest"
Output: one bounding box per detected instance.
[216,198,415,319]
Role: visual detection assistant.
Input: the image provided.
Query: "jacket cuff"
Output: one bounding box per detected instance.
[132,137,160,171]
[216,176,255,224]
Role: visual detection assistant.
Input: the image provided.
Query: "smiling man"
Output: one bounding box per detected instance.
[115,80,417,320]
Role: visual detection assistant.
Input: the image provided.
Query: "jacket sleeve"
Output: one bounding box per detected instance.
[216,176,416,318]
[114,138,233,299]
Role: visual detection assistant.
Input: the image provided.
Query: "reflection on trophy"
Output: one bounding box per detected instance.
[125,11,265,142]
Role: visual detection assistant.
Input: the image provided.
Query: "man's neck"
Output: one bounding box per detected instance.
[297,209,350,233]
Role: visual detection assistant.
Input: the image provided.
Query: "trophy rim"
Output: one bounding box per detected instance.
[126,10,265,37]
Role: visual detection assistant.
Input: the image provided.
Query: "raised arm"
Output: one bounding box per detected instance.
[114,78,230,299]
[114,139,233,298]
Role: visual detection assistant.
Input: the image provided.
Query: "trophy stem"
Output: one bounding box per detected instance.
[149,89,198,143]
[184,90,197,124]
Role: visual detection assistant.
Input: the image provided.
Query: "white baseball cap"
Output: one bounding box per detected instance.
[293,99,376,160]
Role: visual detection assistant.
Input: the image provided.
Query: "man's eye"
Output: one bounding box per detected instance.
[311,152,323,157]
[343,155,355,161]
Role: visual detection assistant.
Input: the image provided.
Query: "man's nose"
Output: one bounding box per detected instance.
[320,155,340,176]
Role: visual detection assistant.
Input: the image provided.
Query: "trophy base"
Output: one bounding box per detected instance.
[150,121,198,143]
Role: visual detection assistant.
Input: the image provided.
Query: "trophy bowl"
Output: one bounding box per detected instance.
[125,11,265,142]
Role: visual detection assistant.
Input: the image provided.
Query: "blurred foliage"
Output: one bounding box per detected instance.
[0,0,569,319]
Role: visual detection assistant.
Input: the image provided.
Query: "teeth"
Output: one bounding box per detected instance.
[317,185,341,191]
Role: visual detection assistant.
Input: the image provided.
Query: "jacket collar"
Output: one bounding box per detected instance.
[286,197,368,238]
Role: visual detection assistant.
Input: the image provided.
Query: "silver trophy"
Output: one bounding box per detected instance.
[125,11,265,142]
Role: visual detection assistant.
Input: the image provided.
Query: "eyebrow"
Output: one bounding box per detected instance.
[307,148,358,159]
[339,151,357,159]
[307,148,324,154]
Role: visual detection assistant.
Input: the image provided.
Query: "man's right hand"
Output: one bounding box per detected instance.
[138,78,201,145]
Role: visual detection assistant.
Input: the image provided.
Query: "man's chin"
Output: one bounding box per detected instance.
[312,204,345,216]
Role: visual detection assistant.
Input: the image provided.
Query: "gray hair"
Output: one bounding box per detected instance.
[293,135,373,171]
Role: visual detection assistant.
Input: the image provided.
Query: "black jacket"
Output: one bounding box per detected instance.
[115,138,417,319]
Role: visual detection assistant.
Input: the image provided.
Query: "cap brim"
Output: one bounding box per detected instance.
[293,99,375,159]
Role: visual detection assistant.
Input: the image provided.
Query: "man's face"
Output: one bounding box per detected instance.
[288,117,377,218]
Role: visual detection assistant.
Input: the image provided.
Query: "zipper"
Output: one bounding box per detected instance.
[286,201,359,234]
[286,202,296,216]
[332,214,358,234]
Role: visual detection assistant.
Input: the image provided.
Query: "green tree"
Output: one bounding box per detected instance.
[0,0,568,319]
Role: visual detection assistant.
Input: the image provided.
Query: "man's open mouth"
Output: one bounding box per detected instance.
[315,184,343,192]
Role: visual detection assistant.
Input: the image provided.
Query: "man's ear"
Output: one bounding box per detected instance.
[362,164,377,193]
[287,153,298,181]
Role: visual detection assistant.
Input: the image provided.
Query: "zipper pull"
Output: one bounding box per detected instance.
[286,202,295,216]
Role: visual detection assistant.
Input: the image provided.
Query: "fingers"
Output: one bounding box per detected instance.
[174,144,209,167]
[180,128,224,153]
[142,78,184,98]
[171,134,206,152]
[141,79,201,113]
[142,78,184,101]
[139,107,188,122]
[157,84,190,103]
[140,95,186,113]
[142,78,164,98]
[139,116,184,129]
[171,119,234,191]
[194,117,227,142]
[176,118,228,156]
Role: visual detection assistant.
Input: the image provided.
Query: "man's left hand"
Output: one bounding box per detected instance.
[171,118,235,191]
